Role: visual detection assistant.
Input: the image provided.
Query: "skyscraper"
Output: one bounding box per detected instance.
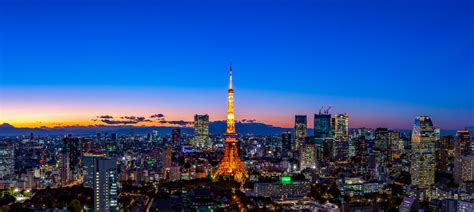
[299,141,316,171]
[454,129,470,184]
[63,136,81,178]
[281,131,292,157]
[93,157,118,212]
[83,152,107,188]
[435,136,450,173]
[172,128,181,147]
[334,113,349,139]
[294,115,307,150]
[411,116,436,187]
[192,114,212,150]
[214,64,248,183]
[375,128,389,165]
[314,113,332,139]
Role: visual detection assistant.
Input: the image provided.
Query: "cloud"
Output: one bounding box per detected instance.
[94,115,151,125]
[101,119,142,125]
[97,115,113,119]
[241,119,257,123]
[93,114,189,126]
[150,114,165,119]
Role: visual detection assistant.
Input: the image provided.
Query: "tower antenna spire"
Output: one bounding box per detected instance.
[229,62,233,90]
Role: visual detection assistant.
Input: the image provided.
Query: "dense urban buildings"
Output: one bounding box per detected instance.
[0,68,472,211]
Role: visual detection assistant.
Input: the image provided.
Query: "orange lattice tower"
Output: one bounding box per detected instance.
[213,64,248,184]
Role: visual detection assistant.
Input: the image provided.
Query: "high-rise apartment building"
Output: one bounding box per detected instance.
[93,157,118,212]
[411,116,436,187]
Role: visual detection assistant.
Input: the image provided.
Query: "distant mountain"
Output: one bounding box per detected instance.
[0,121,292,137]
[0,122,469,137]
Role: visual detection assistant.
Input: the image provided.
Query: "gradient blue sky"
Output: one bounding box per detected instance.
[0,0,473,129]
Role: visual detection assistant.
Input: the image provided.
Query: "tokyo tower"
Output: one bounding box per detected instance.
[213,64,248,183]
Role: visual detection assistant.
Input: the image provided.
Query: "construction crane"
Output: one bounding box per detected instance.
[319,106,324,114]
[324,106,332,114]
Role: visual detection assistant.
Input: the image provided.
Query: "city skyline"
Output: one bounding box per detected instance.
[0,1,473,210]
[1,0,473,130]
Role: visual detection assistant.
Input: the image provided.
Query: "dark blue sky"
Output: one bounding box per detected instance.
[0,0,473,129]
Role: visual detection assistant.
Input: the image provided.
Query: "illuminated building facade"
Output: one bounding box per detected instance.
[63,136,81,179]
[93,157,118,212]
[253,177,311,199]
[294,115,307,150]
[454,129,470,184]
[435,136,450,173]
[334,113,349,139]
[0,144,14,180]
[83,152,107,188]
[281,131,292,157]
[375,128,389,165]
[411,116,436,187]
[299,142,316,170]
[192,114,212,150]
[314,113,332,139]
[213,64,248,183]
[461,155,474,182]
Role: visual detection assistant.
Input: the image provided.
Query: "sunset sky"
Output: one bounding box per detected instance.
[1,0,473,130]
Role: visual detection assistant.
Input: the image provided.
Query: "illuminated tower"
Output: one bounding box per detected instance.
[214,64,248,183]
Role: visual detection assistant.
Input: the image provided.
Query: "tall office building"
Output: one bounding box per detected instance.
[281,131,292,157]
[299,142,316,171]
[375,128,389,165]
[461,155,474,182]
[60,153,70,186]
[435,136,450,173]
[411,116,436,187]
[294,115,307,150]
[163,146,172,168]
[454,129,471,184]
[334,113,349,139]
[314,113,332,139]
[63,137,81,177]
[172,128,181,147]
[93,157,118,212]
[192,114,212,150]
[388,130,401,160]
[0,144,14,180]
[83,152,107,188]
